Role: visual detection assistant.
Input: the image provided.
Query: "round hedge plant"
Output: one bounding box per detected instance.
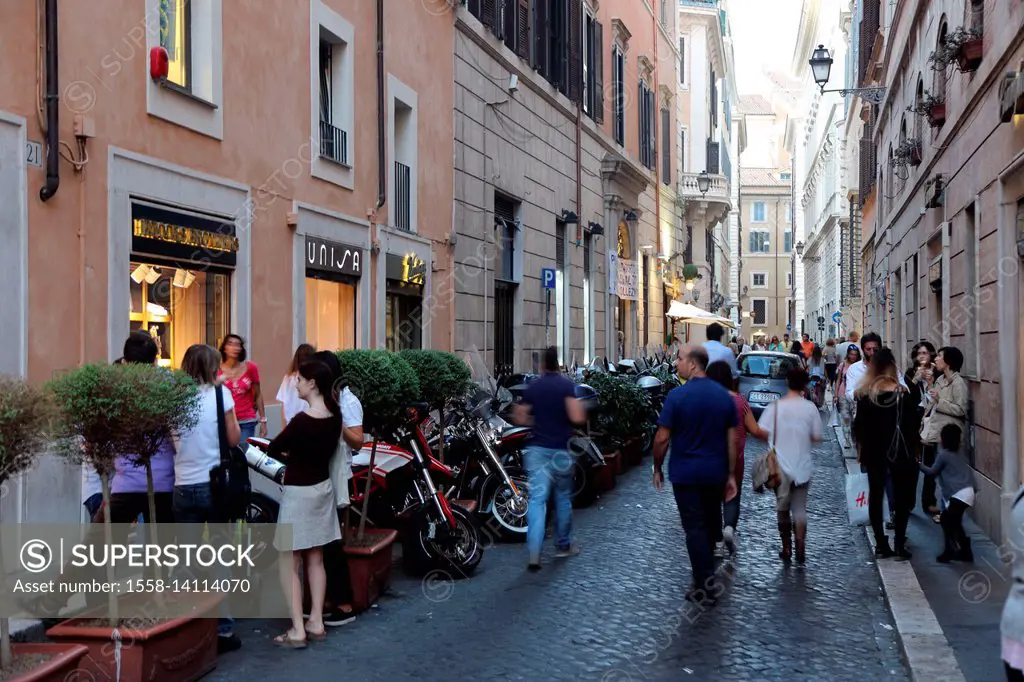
[583,372,654,450]
[337,350,420,434]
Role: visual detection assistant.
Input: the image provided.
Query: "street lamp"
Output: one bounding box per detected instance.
[696,170,711,196]
[795,240,820,263]
[808,45,887,104]
[623,210,638,230]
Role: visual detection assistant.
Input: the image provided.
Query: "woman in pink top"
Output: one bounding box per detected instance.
[706,361,769,556]
[219,334,267,441]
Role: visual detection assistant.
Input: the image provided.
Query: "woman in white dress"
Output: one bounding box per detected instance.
[276,343,316,425]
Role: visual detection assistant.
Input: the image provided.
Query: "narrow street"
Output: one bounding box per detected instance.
[212,420,907,682]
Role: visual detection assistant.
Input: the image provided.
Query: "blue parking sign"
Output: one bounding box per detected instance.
[541,267,556,289]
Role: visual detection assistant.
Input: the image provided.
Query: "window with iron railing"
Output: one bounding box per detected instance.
[395,161,411,231]
[319,39,348,165]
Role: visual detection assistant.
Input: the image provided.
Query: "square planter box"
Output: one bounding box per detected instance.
[956,38,982,72]
[928,103,946,127]
[46,592,222,682]
[3,643,88,682]
[594,452,618,493]
[623,438,644,467]
[344,527,398,613]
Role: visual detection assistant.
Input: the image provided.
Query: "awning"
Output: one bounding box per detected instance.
[666,300,735,328]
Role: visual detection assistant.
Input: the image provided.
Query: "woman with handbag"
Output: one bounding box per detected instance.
[919,346,968,522]
[835,344,861,447]
[174,343,243,653]
[268,360,343,648]
[853,348,921,560]
[757,367,823,564]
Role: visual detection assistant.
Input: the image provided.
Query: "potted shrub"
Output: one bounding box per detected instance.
[400,350,472,464]
[0,376,89,682]
[910,91,945,128]
[336,350,420,611]
[946,26,983,72]
[46,364,219,682]
[893,139,923,167]
[584,373,653,487]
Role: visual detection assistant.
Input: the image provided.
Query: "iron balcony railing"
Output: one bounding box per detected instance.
[395,161,411,232]
[319,119,348,166]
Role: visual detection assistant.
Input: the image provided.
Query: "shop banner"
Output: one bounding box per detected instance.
[607,251,619,294]
[617,259,639,300]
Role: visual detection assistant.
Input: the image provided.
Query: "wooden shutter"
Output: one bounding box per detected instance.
[661,108,671,182]
[568,0,582,103]
[556,221,566,268]
[481,0,497,31]
[534,0,548,74]
[706,139,720,174]
[516,0,531,60]
[593,21,604,123]
[648,89,656,168]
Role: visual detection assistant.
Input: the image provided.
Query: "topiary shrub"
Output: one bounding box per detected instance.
[584,372,654,451]
[401,350,474,462]
[336,350,420,435]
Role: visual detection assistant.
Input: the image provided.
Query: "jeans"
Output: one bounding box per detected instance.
[672,484,723,588]
[173,483,235,635]
[83,492,103,519]
[722,485,741,530]
[239,420,258,443]
[523,446,574,563]
[863,457,918,547]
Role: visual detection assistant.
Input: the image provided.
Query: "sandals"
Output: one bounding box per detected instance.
[304,624,327,642]
[273,632,308,649]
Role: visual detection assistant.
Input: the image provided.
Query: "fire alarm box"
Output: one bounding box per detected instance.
[150,47,169,81]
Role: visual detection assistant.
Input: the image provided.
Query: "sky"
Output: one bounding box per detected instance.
[729,0,804,94]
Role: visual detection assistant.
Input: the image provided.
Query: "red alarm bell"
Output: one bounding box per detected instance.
[150,46,169,81]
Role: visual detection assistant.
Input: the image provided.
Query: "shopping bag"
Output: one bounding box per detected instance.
[846,472,871,526]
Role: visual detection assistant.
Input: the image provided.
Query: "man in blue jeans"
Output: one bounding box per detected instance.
[653,344,738,604]
[514,346,587,571]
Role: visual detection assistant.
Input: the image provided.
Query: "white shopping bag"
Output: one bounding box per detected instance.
[846,472,870,526]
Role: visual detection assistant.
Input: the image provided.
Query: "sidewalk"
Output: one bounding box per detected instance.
[832,413,1005,682]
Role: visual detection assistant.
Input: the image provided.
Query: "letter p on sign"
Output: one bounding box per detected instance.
[541,267,556,289]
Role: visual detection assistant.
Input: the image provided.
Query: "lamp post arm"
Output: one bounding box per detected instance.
[820,86,886,105]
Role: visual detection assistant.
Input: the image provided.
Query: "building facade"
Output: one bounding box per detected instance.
[0,0,454,520]
[849,0,1024,540]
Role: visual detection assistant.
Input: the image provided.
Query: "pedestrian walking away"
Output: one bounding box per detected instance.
[824,339,838,388]
[836,331,860,365]
[513,346,587,571]
[755,367,822,565]
[705,361,769,556]
[853,348,920,560]
[652,345,738,604]
[703,322,739,378]
[219,334,268,441]
[917,423,977,563]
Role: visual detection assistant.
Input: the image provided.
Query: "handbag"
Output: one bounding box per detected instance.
[210,384,252,522]
[752,401,782,493]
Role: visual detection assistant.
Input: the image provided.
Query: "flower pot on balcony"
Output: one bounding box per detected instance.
[928,103,946,127]
[344,527,398,613]
[956,38,983,72]
[46,593,222,682]
[909,145,923,166]
[1,643,88,682]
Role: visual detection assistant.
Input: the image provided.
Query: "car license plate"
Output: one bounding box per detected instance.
[749,391,778,403]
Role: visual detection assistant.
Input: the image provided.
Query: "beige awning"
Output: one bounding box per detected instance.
[666,300,735,328]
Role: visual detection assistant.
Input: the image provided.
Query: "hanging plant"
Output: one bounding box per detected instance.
[892,139,923,167]
[908,92,946,128]
[945,26,983,72]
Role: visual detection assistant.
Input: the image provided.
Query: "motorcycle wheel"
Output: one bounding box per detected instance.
[242,494,279,571]
[484,467,529,540]
[404,504,484,578]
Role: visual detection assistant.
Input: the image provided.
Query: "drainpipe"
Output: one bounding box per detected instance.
[376,0,385,212]
[39,0,59,202]
[652,10,660,345]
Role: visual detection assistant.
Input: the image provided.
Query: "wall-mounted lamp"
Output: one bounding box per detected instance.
[560,210,579,224]
[586,221,604,236]
[809,44,887,104]
[795,240,820,263]
[696,170,711,196]
[623,210,638,229]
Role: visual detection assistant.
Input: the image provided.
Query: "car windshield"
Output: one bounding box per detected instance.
[740,354,800,379]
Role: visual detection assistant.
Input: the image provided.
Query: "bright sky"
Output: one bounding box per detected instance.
[729,0,803,94]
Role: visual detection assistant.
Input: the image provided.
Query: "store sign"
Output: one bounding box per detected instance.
[617,259,639,300]
[131,203,237,267]
[386,252,426,287]
[607,251,619,293]
[305,236,362,279]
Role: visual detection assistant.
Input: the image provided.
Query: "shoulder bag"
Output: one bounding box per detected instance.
[752,401,782,493]
[210,384,252,522]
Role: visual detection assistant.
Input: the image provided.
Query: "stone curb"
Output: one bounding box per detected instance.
[833,422,966,682]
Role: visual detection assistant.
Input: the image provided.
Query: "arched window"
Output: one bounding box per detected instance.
[897,119,908,191]
[969,0,984,35]
[886,145,894,213]
[934,19,948,102]
[915,77,924,143]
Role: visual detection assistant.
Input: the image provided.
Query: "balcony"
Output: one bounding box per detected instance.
[395,161,411,232]
[679,0,718,8]
[678,172,731,227]
[319,120,348,166]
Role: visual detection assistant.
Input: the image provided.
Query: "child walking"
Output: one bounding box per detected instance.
[917,424,978,563]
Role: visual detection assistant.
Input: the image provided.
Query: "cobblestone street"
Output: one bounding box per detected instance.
[211,420,908,681]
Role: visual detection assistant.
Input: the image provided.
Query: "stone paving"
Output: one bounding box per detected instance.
[210,420,908,681]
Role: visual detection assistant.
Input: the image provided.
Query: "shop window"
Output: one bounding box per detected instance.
[556,220,567,366]
[306,278,356,351]
[130,261,230,367]
[385,252,425,351]
[583,232,593,362]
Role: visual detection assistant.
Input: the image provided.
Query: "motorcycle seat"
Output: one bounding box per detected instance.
[248,437,270,451]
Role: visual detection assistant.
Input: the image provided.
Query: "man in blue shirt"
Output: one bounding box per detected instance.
[514,346,587,571]
[653,344,738,604]
[703,322,738,379]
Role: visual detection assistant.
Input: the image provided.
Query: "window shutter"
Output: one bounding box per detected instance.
[680,130,685,172]
[568,0,583,103]
[556,222,566,268]
[706,139,720,175]
[481,0,497,31]
[516,0,531,60]
[593,21,604,123]
[638,84,646,165]
[679,37,685,82]
[533,0,548,73]
[661,108,671,182]
[648,89,656,168]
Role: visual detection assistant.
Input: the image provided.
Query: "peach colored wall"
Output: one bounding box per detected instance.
[0,0,454,385]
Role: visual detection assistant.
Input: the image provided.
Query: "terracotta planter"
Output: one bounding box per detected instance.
[928,103,946,127]
[2,643,88,682]
[344,527,398,613]
[594,452,618,493]
[623,438,643,467]
[956,38,983,72]
[46,592,222,682]
[909,145,922,166]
